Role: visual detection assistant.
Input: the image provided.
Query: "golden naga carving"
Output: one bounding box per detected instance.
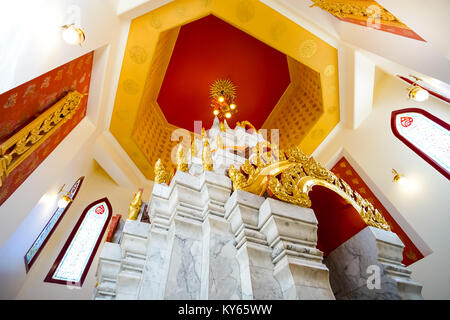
[0,91,84,187]
[154,158,169,184]
[127,188,143,220]
[228,145,391,231]
[310,0,403,26]
[176,144,189,172]
[236,120,257,133]
[202,139,214,171]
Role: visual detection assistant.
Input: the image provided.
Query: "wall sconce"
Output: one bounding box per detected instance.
[392,168,419,192]
[407,76,429,102]
[61,24,85,46]
[392,168,406,184]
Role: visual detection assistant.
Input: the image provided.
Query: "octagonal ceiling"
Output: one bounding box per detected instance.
[157,15,290,130]
[110,0,340,180]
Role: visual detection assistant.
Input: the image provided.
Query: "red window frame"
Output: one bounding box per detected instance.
[44,197,113,287]
[391,108,450,180]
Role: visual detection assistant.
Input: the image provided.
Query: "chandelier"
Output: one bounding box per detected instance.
[210,79,237,119]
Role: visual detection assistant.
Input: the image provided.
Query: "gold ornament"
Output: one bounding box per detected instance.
[176,144,189,172]
[216,134,224,149]
[202,139,213,171]
[210,79,236,100]
[127,188,143,220]
[228,145,391,231]
[154,158,169,184]
[0,91,84,188]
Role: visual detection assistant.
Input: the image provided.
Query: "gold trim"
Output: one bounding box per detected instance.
[228,146,391,231]
[0,91,84,187]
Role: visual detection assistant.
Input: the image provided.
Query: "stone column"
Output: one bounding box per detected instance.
[200,171,242,299]
[259,198,335,300]
[225,190,283,300]
[324,226,423,299]
[163,171,205,299]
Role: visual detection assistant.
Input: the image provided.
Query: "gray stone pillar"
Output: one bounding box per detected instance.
[324,226,423,299]
[259,198,335,300]
[225,190,283,300]
[200,171,242,299]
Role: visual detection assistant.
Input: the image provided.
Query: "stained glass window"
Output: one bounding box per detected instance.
[24,177,84,272]
[391,108,450,179]
[45,198,112,286]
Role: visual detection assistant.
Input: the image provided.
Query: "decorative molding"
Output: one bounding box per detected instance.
[0,91,85,187]
[228,145,391,231]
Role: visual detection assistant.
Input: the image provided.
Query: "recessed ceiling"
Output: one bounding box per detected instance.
[157,15,290,130]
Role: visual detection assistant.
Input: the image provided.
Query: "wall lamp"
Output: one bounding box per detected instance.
[61,24,85,46]
[407,76,429,102]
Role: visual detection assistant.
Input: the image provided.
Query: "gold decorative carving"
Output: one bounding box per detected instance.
[176,144,189,172]
[228,145,391,231]
[154,158,169,184]
[310,0,405,27]
[127,188,143,220]
[0,91,84,187]
[202,139,214,171]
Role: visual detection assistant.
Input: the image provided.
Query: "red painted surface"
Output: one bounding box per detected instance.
[157,15,290,130]
[328,157,424,265]
[106,214,122,242]
[309,186,367,256]
[391,108,450,180]
[336,16,425,41]
[0,52,93,206]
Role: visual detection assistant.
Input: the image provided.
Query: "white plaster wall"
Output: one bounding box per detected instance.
[12,161,136,300]
[315,70,450,299]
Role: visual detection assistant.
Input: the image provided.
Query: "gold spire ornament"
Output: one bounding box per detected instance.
[191,139,197,158]
[202,139,214,171]
[154,158,169,184]
[176,144,189,172]
[216,134,224,150]
[127,188,143,220]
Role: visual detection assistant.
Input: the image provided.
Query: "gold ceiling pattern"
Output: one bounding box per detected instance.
[262,57,324,150]
[110,0,340,180]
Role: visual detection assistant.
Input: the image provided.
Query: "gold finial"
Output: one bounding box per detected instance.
[220,121,226,132]
[201,128,207,139]
[127,188,143,220]
[216,134,224,149]
[177,144,189,172]
[202,139,213,171]
[155,158,169,184]
[191,139,197,157]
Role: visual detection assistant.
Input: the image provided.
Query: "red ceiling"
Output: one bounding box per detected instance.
[157,15,290,130]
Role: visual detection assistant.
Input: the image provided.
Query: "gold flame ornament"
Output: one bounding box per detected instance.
[210,79,238,119]
[154,159,169,184]
[127,188,143,220]
[176,144,189,172]
[202,139,214,171]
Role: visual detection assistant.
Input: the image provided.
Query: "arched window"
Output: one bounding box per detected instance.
[391,108,450,180]
[44,198,112,286]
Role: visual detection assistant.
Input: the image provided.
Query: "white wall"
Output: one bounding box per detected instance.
[315,70,450,299]
[13,161,136,300]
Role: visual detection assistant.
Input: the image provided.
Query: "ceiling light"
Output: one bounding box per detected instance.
[213,109,219,116]
[225,112,231,118]
[62,24,85,46]
[408,86,429,102]
[230,103,236,110]
[218,96,225,103]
